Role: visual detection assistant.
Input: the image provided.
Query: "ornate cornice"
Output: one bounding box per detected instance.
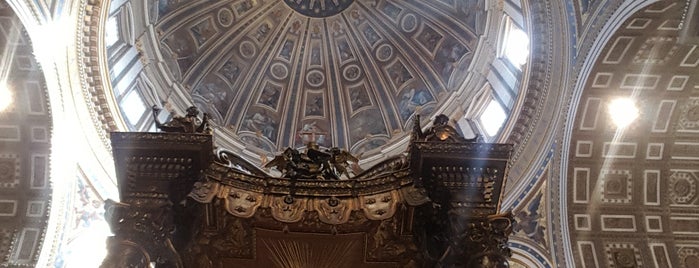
[203,156,415,197]
[77,0,123,150]
[506,0,555,164]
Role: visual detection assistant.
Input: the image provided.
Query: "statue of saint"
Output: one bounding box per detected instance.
[152,105,211,134]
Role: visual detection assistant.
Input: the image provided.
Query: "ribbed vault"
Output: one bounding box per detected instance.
[153,0,487,156]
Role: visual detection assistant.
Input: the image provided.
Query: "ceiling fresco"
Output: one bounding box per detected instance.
[567,1,699,267]
[153,0,485,155]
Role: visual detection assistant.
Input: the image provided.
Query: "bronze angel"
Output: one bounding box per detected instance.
[153,105,211,134]
[265,146,361,180]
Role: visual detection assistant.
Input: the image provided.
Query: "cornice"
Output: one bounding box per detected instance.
[76,0,124,151]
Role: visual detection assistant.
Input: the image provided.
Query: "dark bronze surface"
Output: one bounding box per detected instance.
[102,115,514,267]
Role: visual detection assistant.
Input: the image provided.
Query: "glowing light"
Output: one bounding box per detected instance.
[0,84,12,112]
[31,17,74,63]
[608,98,639,128]
[503,23,530,68]
[481,100,507,136]
[105,16,119,48]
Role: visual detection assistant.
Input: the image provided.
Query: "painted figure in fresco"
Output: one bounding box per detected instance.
[399,88,431,120]
[513,192,546,244]
[259,86,280,108]
[191,20,214,46]
[255,23,270,42]
[388,64,412,87]
[281,41,294,59]
[306,96,324,116]
[153,105,211,133]
[350,90,364,109]
[221,60,241,82]
[338,40,352,60]
[195,82,227,111]
[243,112,276,140]
[300,121,326,145]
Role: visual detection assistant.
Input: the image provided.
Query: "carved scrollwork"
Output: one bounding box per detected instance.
[462,213,515,267]
[188,180,219,203]
[366,217,416,261]
[102,200,183,268]
[190,180,418,224]
[210,217,253,257]
[215,148,268,176]
[399,185,430,206]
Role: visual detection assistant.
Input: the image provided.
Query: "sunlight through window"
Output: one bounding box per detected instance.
[608,97,639,128]
[105,16,119,48]
[503,20,529,68]
[0,84,12,112]
[481,100,507,137]
[121,90,147,125]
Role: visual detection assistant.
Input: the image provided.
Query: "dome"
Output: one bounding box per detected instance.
[145,0,493,161]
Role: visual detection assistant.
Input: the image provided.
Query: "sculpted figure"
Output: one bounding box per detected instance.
[414,114,481,142]
[265,145,361,180]
[153,105,211,134]
[327,147,360,179]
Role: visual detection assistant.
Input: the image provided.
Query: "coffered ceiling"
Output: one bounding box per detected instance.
[0,3,51,266]
[566,1,699,267]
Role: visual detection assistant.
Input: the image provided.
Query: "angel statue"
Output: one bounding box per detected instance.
[264,148,303,178]
[413,114,481,143]
[152,105,211,134]
[264,146,361,180]
[326,147,361,179]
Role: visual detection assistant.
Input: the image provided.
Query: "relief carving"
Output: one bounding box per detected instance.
[211,217,252,257]
[360,191,399,221]
[270,195,307,223]
[223,188,262,218]
[366,217,416,261]
[105,113,514,266]
[315,197,352,225]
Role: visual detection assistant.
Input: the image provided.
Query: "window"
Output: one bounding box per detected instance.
[480,99,507,137]
[120,90,147,126]
[105,16,120,48]
[501,17,529,69]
